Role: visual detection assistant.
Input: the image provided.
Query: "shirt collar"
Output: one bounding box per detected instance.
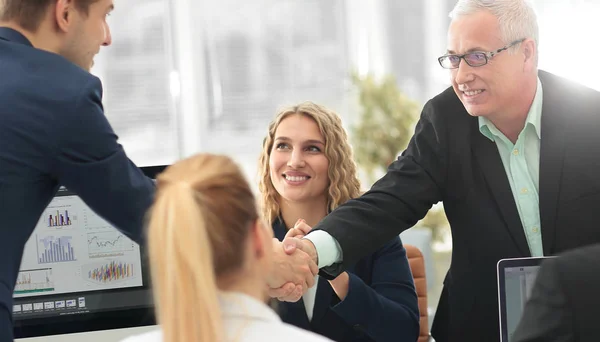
[219,291,281,323]
[478,77,543,142]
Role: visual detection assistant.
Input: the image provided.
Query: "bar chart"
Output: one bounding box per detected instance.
[37,235,76,264]
[46,209,72,227]
[14,268,55,294]
[84,260,135,285]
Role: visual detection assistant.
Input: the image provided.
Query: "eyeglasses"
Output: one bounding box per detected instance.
[437,38,526,69]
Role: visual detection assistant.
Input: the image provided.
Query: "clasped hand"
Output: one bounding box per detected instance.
[267,220,318,302]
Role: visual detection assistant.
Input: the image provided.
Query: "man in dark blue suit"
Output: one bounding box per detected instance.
[0,0,155,340]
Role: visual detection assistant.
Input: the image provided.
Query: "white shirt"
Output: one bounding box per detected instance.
[120,292,332,342]
[304,230,343,268]
[303,275,319,321]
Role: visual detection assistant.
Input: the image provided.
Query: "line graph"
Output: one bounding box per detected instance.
[14,268,54,294]
[87,231,134,258]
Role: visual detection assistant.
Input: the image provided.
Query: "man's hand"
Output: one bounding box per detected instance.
[267,238,318,302]
[284,220,318,265]
[268,235,319,302]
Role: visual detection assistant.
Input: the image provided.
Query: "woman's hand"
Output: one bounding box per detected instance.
[284,219,313,239]
[328,272,350,300]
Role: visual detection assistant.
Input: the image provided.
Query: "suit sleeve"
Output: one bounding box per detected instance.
[330,237,420,342]
[315,101,448,277]
[511,258,574,342]
[51,77,155,244]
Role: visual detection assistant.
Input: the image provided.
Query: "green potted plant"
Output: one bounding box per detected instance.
[350,72,449,244]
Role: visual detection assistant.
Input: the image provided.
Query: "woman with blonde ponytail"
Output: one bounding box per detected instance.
[122,153,331,342]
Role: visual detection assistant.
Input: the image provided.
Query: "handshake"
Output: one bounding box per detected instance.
[267,219,319,302]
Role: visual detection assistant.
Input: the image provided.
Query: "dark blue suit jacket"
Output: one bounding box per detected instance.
[0,28,155,341]
[273,219,419,342]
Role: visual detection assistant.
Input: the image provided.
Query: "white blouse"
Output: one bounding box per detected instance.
[120,291,332,342]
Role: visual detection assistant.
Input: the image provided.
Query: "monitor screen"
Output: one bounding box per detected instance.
[13,165,166,338]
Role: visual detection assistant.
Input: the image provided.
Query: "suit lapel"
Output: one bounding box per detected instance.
[310,276,333,328]
[272,218,313,328]
[472,123,530,256]
[273,217,345,328]
[273,218,287,241]
[281,298,312,329]
[538,72,566,256]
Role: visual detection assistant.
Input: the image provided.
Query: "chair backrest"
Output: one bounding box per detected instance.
[405,244,430,342]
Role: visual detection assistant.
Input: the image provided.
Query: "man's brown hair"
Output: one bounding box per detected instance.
[0,0,100,32]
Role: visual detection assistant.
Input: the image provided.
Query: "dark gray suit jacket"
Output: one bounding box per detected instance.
[313,70,600,342]
[513,244,600,342]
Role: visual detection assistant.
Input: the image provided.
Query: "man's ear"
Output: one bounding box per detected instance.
[522,38,536,72]
[54,0,74,32]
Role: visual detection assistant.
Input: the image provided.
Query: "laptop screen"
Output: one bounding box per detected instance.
[13,165,166,338]
[502,265,540,340]
[497,257,550,342]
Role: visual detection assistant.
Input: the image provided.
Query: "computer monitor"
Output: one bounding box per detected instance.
[13,165,167,338]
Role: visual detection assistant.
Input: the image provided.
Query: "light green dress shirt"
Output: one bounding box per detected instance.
[478,78,543,257]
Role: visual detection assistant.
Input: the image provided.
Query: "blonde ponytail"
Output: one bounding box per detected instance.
[147,154,258,342]
[148,184,223,342]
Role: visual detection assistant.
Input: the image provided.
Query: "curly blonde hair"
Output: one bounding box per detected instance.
[258,101,361,226]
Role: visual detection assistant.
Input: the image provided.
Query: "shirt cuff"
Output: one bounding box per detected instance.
[304,230,343,268]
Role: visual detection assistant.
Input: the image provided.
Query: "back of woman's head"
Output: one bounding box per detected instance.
[147,153,258,342]
[258,101,361,226]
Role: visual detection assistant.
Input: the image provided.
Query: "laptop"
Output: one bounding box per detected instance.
[497,256,553,342]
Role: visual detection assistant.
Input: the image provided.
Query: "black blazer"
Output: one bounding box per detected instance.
[273,219,419,342]
[0,28,155,341]
[513,243,600,342]
[312,71,600,342]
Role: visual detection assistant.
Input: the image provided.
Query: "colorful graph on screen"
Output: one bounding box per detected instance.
[84,260,135,284]
[14,268,54,294]
[87,231,135,258]
[46,209,72,227]
[37,235,76,264]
